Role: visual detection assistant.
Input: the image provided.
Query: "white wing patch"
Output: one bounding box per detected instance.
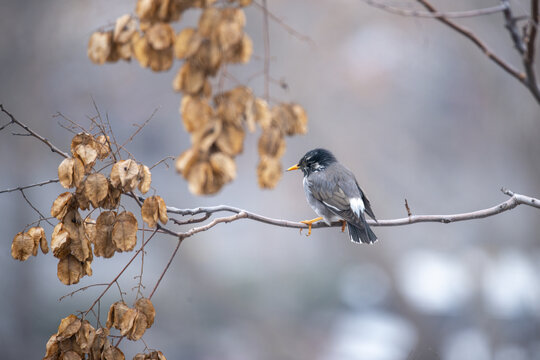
[322,201,341,212]
[350,197,365,217]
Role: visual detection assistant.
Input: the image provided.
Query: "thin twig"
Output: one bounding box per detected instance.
[59,283,110,302]
[362,0,508,19]
[252,0,315,45]
[524,0,540,100]
[149,156,175,170]
[262,0,270,102]
[19,189,55,227]
[83,229,159,316]
[416,0,526,82]
[0,104,69,158]
[120,108,159,150]
[0,179,60,194]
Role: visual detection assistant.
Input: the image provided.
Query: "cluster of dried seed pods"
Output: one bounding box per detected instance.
[11,132,168,286]
[44,314,125,360]
[88,0,308,194]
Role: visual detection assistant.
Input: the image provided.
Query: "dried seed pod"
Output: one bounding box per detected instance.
[180,95,213,133]
[51,192,75,220]
[141,195,168,227]
[57,255,84,285]
[135,298,155,328]
[58,158,76,189]
[175,148,199,177]
[172,62,206,95]
[224,33,252,64]
[112,211,138,252]
[93,211,117,258]
[110,159,140,191]
[51,223,71,259]
[209,152,236,183]
[215,123,244,156]
[11,232,34,261]
[84,173,109,208]
[189,39,222,75]
[113,14,137,44]
[257,155,282,189]
[138,164,152,194]
[174,28,203,59]
[88,31,113,65]
[198,7,221,37]
[258,128,286,158]
[147,23,175,50]
[190,117,222,153]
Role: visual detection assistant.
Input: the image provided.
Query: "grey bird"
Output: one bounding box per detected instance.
[287,148,377,244]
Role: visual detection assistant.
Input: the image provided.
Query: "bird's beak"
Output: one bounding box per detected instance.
[287,164,300,171]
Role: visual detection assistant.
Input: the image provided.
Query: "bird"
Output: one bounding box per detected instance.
[287,148,377,244]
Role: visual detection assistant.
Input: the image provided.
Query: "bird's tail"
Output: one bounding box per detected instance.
[347,222,377,244]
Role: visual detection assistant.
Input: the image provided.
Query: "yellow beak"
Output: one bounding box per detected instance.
[287,164,300,171]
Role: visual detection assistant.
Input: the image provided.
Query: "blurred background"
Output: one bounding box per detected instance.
[1,0,539,359]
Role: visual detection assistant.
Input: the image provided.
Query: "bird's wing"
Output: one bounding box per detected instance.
[308,166,368,228]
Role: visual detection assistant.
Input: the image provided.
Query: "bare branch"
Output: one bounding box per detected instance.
[252,0,315,45]
[163,189,539,231]
[524,0,540,99]
[361,0,509,19]
[0,179,60,194]
[19,189,55,227]
[0,104,69,158]
[261,0,271,102]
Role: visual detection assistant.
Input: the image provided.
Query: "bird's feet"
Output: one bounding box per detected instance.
[340,220,347,233]
[300,217,323,236]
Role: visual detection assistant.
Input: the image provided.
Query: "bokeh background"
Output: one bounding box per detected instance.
[1,0,540,359]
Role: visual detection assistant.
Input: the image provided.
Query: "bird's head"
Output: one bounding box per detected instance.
[287,148,337,176]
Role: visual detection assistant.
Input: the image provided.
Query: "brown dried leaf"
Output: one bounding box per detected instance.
[191,117,222,153]
[88,31,113,65]
[110,159,140,191]
[271,103,308,135]
[136,0,158,21]
[258,128,286,158]
[186,161,224,195]
[62,209,91,262]
[138,164,152,194]
[221,7,246,28]
[257,156,282,189]
[189,40,221,75]
[135,298,156,328]
[94,211,117,258]
[73,157,85,188]
[174,28,203,59]
[141,196,167,227]
[149,47,173,71]
[198,8,221,37]
[58,255,84,285]
[57,314,82,340]
[28,226,48,255]
[175,148,199,177]
[180,95,213,133]
[210,152,236,183]
[102,345,125,360]
[51,192,74,220]
[100,182,122,210]
[112,211,138,252]
[114,14,136,44]
[84,173,109,208]
[84,218,96,244]
[132,32,151,68]
[71,133,98,167]
[94,135,111,160]
[106,301,131,330]
[128,311,148,340]
[75,320,96,354]
[51,223,71,259]
[147,23,175,50]
[11,232,34,261]
[58,158,75,188]
[214,86,254,126]
[254,98,272,129]
[44,334,59,358]
[216,19,243,51]
[216,124,244,156]
[224,33,252,64]
[172,62,205,95]
[89,327,109,360]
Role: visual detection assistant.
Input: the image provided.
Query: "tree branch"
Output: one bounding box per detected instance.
[0,179,60,194]
[361,0,509,19]
[161,189,539,231]
[0,104,69,158]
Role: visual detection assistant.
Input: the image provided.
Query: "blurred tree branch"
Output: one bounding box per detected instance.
[362,0,540,104]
